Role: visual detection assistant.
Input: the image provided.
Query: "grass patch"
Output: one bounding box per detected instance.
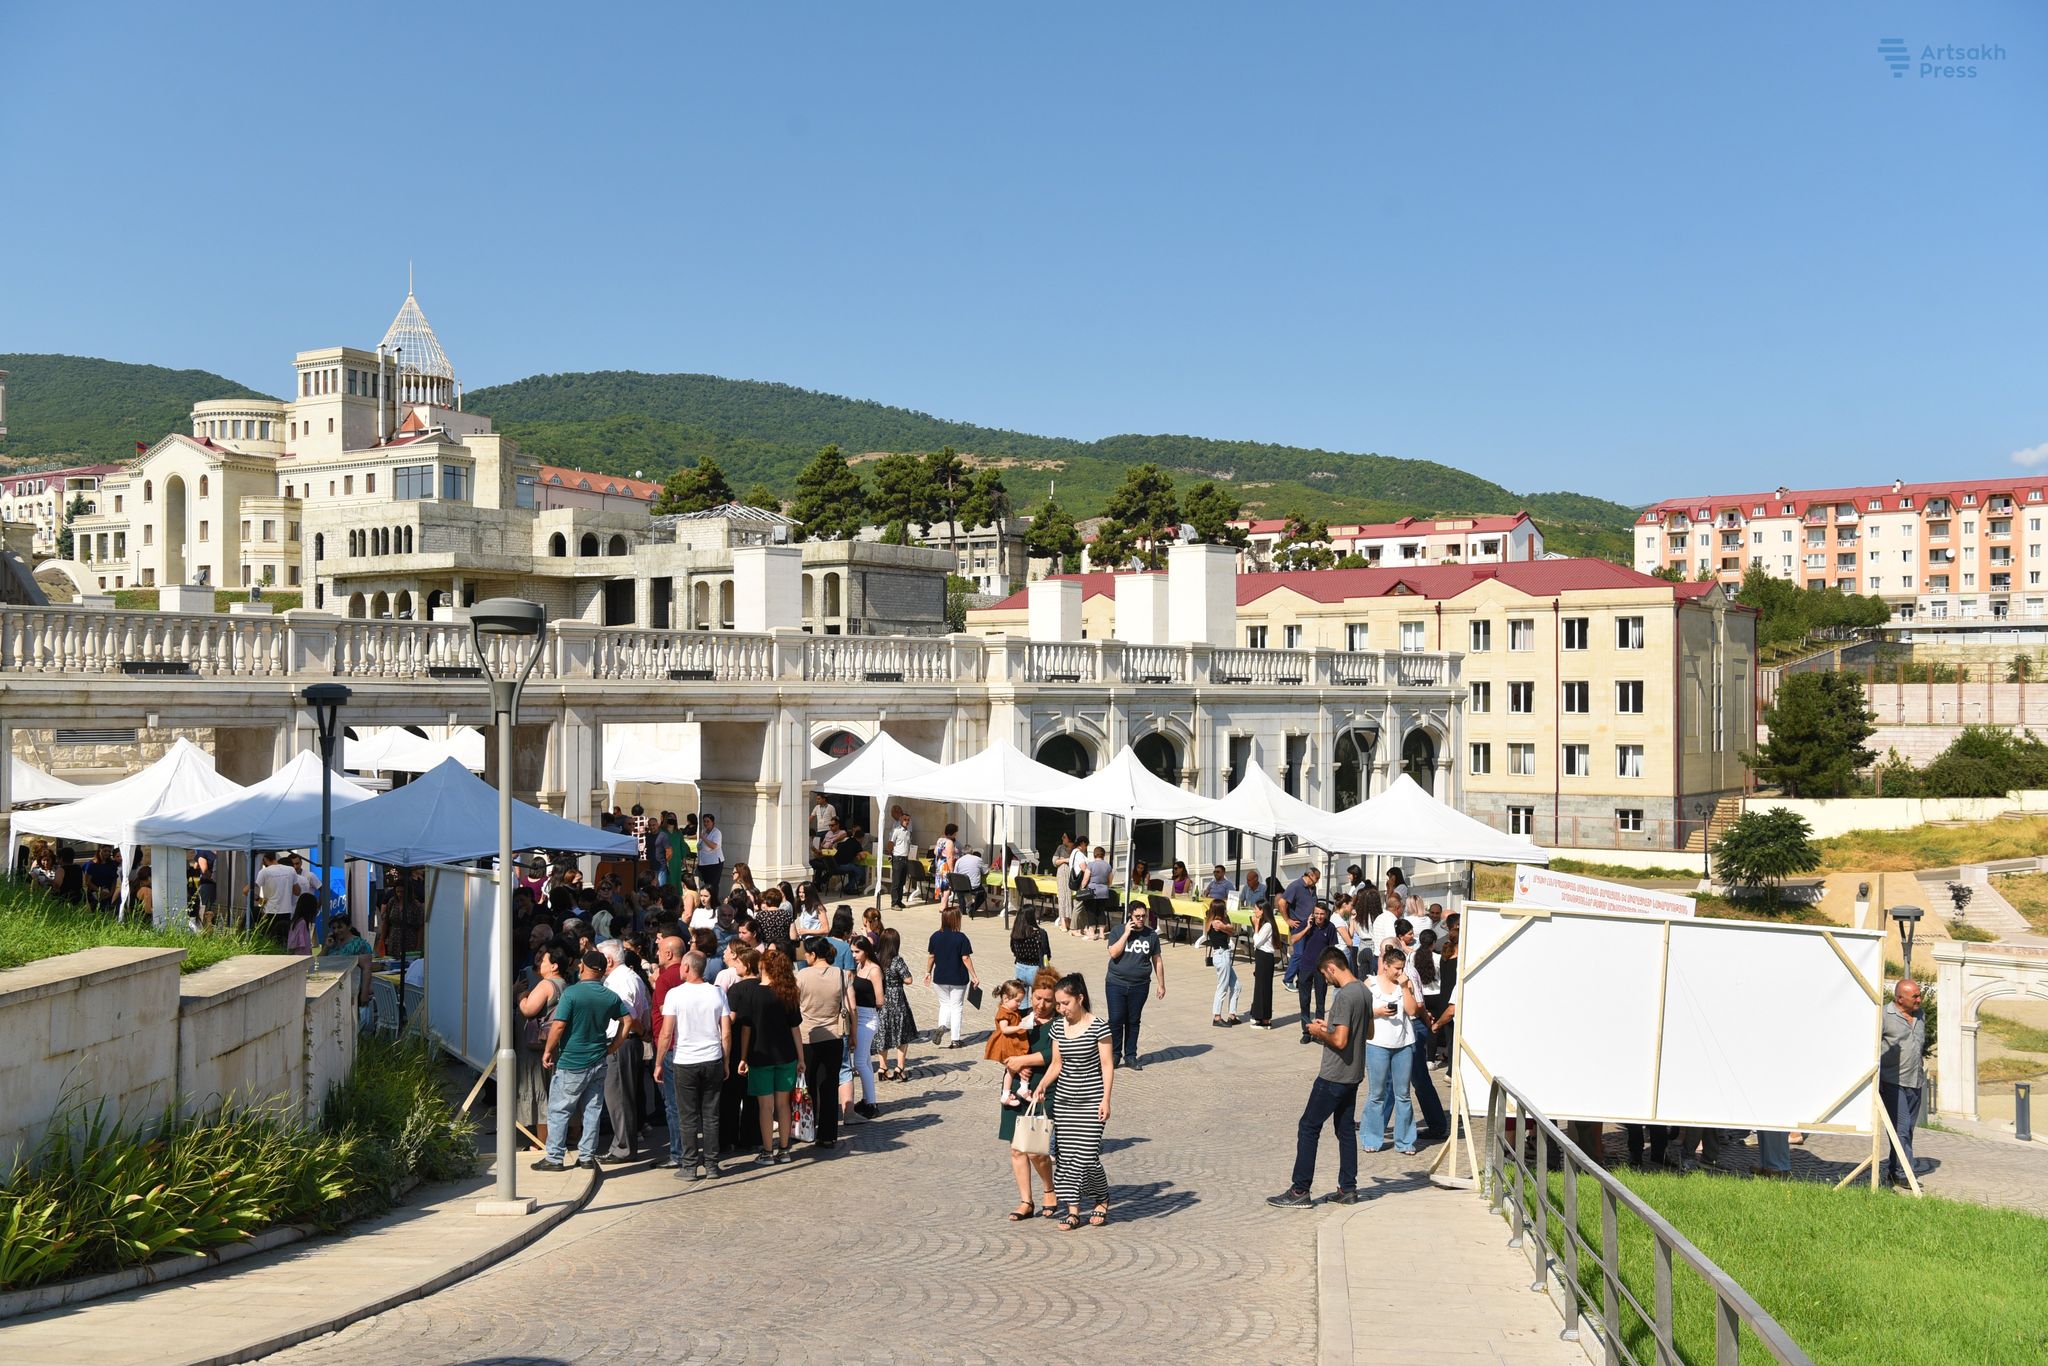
[1948,921,1998,943]
[1814,818,2048,873]
[108,588,303,613]
[0,1037,476,1291]
[1522,1166,2048,1362]
[1693,893,1830,925]
[1995,873,2048,934]
[0,887,272,974]
[1979,1056,2048,1084]
[1981,1010,2048,1055]
[1549,857,1701,881]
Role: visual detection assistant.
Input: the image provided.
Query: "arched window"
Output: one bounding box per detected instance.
[313,533,324,562]
[404,526,414,554]
[143,480,153,503]
[608,533,628,556]
[198,475,208,497]
[548,532,567,557]
[580,532,600,557]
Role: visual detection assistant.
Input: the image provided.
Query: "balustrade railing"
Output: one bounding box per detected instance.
[1122,644,1187,684]
[0,607,287,678]
[802,634,954,684]
[587,628,774,683]
[1022,641,1099,683]
[1211,647,1310,686]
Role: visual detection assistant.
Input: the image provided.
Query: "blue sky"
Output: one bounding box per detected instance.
[2,1,2042,503]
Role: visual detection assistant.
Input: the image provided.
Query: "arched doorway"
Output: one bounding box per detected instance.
[1131,731,1181,873]
[163,474,187,584]
[1334,727,1379,810]
[370,591,390,619]
[1400,729,1439,795]
[1034,734,1093,862]
[814,729,871,834]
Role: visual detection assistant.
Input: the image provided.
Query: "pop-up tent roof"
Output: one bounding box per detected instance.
[344,726,485,774]
[810,731,941,801]
[604,724,703,804]
[8,757,112,807]
[1315,773,1552,865]
[1203,762,1350,849]
[1034,744,1221,823]
[12,739,245,851]
[883,737,1073,807]
[133,750,378,853]
[330,758,639,866]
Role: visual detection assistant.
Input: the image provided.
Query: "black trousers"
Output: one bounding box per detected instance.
[602,1042,646,1156]
[674,1060,722,1166]
[890,855,912,907]
[1252,949,1276,1024]
[719,1063,753,1154]
[699,862,724,904]
[806,1037,845,1146]
[1296,972,1329,1035]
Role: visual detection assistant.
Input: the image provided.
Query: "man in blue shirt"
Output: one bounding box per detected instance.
[1203,865,1235,902]
[1104,904,1167,1069]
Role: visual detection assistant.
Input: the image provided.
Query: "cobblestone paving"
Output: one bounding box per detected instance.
[269,907,1424,1365]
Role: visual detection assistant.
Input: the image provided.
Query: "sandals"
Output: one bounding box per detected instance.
[1089,1204,1109,1227]
[1058,1212,1086,1232]
[1040,1200,1060,1218]
[1008,1203,1037,1221]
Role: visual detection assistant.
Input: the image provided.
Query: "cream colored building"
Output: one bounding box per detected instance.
[0,464,119,558]
[973,558,1756,849]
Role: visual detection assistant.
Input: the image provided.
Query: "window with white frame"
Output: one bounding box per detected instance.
[1508,618,1535,651]
[1399,621,1425,653]
[1615,616,1645,649]
[1616,808,1644,834]
[1561,617,1589,650]
[1469,743,1491,776]
[1245,625,1268,649]
[1508,806,1535,835]
[1469,681,1491,713]
[1616,744,1645,778]
[1508,743,1537,775]
[1469,620,1491,652]
[1508,681,1534,713]
[1562,743,1589,776]
[1282,624,1302,650]
[1562,681,1589,713]
[1346,623,1370,650]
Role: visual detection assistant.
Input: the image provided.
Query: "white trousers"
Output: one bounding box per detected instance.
[934,983,968,1041]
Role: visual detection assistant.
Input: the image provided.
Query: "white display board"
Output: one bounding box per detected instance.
[422,867,499,1073]
[1456,902,1883,1134]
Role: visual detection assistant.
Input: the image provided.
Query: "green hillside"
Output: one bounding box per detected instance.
[0,354,271,466]
[470,370,1637,557]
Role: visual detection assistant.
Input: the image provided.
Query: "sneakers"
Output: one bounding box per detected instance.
[704,1163,723,1179]
[530,1158,567,1173]
[772,1148,792,1165]
[686,1165,706,1182]
[1124,1057,1143,1072]
[1266,1188,1314,1209]
[574,1156,601,1170]
[1325,1189,1361,1205]
[755,1148,774,1166]
[854,1100,880,1119]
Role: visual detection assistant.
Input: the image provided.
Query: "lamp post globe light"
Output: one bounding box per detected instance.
[469,597,547,1216]
[300,684,351,942]
[1891,904,1925,980]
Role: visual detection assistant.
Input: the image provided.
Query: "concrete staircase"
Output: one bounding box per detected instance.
[1683,794,1744,854]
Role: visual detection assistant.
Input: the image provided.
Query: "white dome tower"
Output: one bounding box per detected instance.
[379,271,458,410]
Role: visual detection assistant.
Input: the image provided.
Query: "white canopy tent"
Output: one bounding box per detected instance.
[1035,745,1224,905]
[8,756,113,807]
[344,726,486,775]
[604,725,703,800]
[11,739,246,918]
[1204,763,1352,849]
[809,731,942,908]
[133,749,378,854]
[884,738,1078,913]
[329,758,639,867]
[1317,773,1552,866]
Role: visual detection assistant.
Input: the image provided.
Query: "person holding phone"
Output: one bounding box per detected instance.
[1103,903,1165,1069]
[1359,944,1422,1156]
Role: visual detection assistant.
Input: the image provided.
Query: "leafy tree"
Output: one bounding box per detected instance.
[1908,726,2048,799]
[866,452,933,545]
[1712,808,1819,894]
[1097,463,1180,569]
[1026,498,1083,573]
[786,444,864,541]
[55,493,88,559]
[1181,481,1246,548]
[1651,564,1687,583]
[653,456,735,515]
[961,468,1016,586]
[1335,551,1368,569]
[1272,513,1335,570]
[1736,564,1890,652]
[1749,671,1875,796]
[923,446,970,551]
[743,482,781,511]
[944,573,978,632]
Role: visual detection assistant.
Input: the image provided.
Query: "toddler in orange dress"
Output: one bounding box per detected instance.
[984,979,1033,1106]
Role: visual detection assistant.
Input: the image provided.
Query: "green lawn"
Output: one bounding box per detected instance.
[1814,818,2048,874]
[1523,1167,2048,1362]
[1996,873,2048,935]
[0,887,272,974]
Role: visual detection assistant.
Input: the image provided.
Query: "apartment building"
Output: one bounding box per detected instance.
[0,464,120,556]
[1637,477,2048,635]
[971,558,1755,849]
[1229,512,1541,572]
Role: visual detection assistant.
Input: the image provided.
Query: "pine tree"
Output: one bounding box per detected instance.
[1272,514,1335,570]
[961,468,1016,587]
[924,446,969,552]
[787,443,865,541]
[653,456,735,515]
[1748,671,1875,796]
[867,452,933,545]
[1098,464,1180,569]
[1025,498,1083,573]
[1181,481,1247,548]
[743,483,782,512]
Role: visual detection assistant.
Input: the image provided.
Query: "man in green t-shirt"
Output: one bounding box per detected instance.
[536,950,631,1171]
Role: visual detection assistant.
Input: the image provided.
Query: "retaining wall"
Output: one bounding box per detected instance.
[1744,790,2048,839]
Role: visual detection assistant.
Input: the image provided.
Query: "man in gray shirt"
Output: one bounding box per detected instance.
[1879,977,1927,1187]
[1269,948,1367,1208]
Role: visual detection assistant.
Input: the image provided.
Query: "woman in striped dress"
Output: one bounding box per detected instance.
[1031,972,1115,1229]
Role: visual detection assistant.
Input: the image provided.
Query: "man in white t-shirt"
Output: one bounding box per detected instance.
[1369,903,1402,958]
[253,853,298,937]
[654,950,732,1179]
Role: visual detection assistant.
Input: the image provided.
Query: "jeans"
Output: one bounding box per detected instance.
[1015,961,1040,988]
[1297,972,1328,1037]
[1211,949,1241,1016]
[933,983,968,1043]
[1291,1076,1360,1193]
[850,1007,879,1104]
[807,1037,845,1145]
[1881,1080,1922,1181]
[1361,1043,1417,1152]
[673,1059,722,1166]
[545,1059,609,1164]
[1409,1016,1447,1135]
[656,1062,684,1163]
[1105,974,1148,1063]
[1754,1130,1791,1174]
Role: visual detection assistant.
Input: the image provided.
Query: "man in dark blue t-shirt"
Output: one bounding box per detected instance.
[1104,903,1167,1068]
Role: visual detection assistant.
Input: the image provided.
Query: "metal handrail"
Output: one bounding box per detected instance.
[1482,1079,1810,1366]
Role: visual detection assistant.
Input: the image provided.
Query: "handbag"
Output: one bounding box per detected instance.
[967,982,984,1011]
[1011,1099,1054,1155]
[791,1074,818,1144]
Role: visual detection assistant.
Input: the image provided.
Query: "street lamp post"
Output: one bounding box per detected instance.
[301,684,352,942]
[469,597,547,1217]
[1892,904,1925,980]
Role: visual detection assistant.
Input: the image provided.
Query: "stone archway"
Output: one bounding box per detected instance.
[1334,726,1380,811]
[1034,734,1094,861]
[1400,727,1439,794]
[163,474,188,584]
[31,559,96,602]
[813,728,870,833]
[1933,940,2048,1121]
[1131,731,1181,874]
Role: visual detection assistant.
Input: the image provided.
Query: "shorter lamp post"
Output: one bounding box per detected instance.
[301,684,351,938]
[469,598,546,1216]
[1891,904,1924,979]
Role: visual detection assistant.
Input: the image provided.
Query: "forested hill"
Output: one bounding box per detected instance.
[468,370,1638,554]
[0,354,271,465]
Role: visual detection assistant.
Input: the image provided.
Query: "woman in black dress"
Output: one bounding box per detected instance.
[1031,972,1114,1230]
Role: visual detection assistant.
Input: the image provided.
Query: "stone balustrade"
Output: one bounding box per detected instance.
[0,602,1461,694]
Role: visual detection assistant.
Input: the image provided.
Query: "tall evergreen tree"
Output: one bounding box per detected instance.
[1181,481,1247,548]
[787,443,865,541]
[653,456,736,515]
[924,446,970,552]
[961,468,1016,587]
[1272,513,1335,570]
[1098,463,1180,569]
[1025,498,1084,573]
[1748,671,1875,797]
[866,452,933,545]
[743,482,782,511]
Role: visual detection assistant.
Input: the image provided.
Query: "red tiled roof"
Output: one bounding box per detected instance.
[1228,512,1533,539]
[980,558,1673,612]
[1638,477,2039,524]
[536,465,659,501]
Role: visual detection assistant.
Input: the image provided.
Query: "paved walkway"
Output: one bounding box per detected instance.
[0,1159,590,1366]
[1321,1177,1583,1365]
